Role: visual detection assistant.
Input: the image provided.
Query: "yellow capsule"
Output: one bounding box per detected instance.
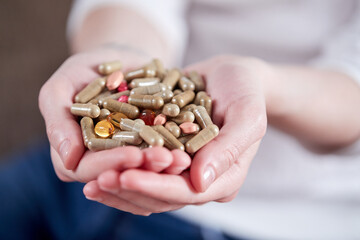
[107,112,128,128]
[94,120,115,138]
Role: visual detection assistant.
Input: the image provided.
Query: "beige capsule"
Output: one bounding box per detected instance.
[125,66,156,81]
[138,141,149,150]
[162,103,180,117]
[128,94,164,110]
[98,61,122,75]
[120,118,145,132]
[188,71,205,92]
[153,89,174,103]
[130,83,167,95]
[80,117,95,147]
[87,139,124,151]
[129,78,160,89]
[75,77,106,103]
[173,89,183,96]
[152,58,165,79]
[112,131,143,145]
[171,90,195,108]
[98,90,130,107]
[194,91,212,115]
[102,99,140,119]
[152,125,184,150]
[97,108,111,121]
[139,125,164,147]
[165,121,181,138]
[177,134,196,145]
[182,104,197,112]
[162,68,181,90]
[185,124,219,154]
[87,90,114,105]
[178,76,195,91]
[193,105,213,129]
[71,103,100,118]
[171,111,195,125]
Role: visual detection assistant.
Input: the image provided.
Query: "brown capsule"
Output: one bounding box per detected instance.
[153,90,174,103]
[152,125,184,150]
[194,91,212,115]
[130,83,167,95]
[162,68,180,90]
[125,66,156,81]
[139,125,164,147]
[173,89,183,96]
[188,71,205,92]
[185,124,219,154]
[177,134,196,145]
[87,139,124,151]
[120,118,145,132]
[129,78,160,89]
[171,111,195,125]
[103,99,140,119]
[97,108,111,121]
[98,61,122,75]
[87,90,113,106]
[80,117,95,147]
[162,103,180,117]
[165,121,181,138]
[112,131,143,145]
[178,76,195,91]
[153,59,165,79]
[75,77,106,103]
[128,94,164,110]
[171,90,195,108]
[193,105,213,129]
[98,90,130,107]
[182,104,197,112]
[71,103,100,118]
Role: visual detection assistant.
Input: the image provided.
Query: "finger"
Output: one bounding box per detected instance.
[52,146,144,182]
[83,181,151,216]
[163,150,191,175]
[141,147,173,172]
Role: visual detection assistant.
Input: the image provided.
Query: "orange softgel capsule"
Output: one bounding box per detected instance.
[107,112,128,128]
[95,120,115,138]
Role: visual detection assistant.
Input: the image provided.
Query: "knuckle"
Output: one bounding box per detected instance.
[222,143,241,167]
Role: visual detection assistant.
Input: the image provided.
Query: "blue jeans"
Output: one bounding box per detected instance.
[0,142,241,240]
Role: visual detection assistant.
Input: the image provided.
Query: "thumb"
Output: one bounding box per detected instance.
[190,95,267,192]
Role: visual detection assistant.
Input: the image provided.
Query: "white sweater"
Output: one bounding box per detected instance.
[68,1,360,239]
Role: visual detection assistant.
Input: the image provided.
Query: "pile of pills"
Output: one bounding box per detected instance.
[70,59,219,154]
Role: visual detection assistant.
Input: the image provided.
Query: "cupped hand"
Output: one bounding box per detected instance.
[84,55,270,215]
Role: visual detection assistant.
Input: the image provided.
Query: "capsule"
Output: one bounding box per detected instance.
[125,66,156,81]
[98,61,122,75]
[107,112,128,127]
[87,139,124,151]
[185,124,219,154]
[188,71,205,92]
[106,70,124,90]
[120,118,145,132]
[71,103,100,118]
[165,121,181,138]
[193,105,212,129]
[130,83,167,95]
[162,68,180,90]
[152,125,184,150]
[129,78,160,89]
[173,89,183,96]
[97,108,111,121]
[139,125,164,147]
[171,90,195,108]
[128,94,164,109]
[179,122,200,134]
[75,77,106,103]
[98,90,130,107]
[112,131,143,145]
[171,111,195,125]
[177,134,196,145]
[182,104,197,112]
[103,99,140,119]
[153,89,174,103]
[162,103,180,117]
[178,76,195,91]
[152,58,165,79]
[94,120,115,138]
[194,91,212,115]
[153,114,167,125]
[80,117,95,147]
[88,90,113,105]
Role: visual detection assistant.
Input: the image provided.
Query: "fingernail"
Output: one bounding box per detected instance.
[203,166,216,190]
[59,139,70,163]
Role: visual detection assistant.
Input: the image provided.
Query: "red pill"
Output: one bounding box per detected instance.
[118,95,128,103]
[106,70,124,90]
[117,81,128,92]
[140,109,156,126]
[154,114,167,125]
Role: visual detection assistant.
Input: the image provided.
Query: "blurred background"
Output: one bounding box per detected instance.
[0,0,72,160]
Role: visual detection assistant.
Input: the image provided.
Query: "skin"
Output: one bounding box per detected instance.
[39,6,360,215]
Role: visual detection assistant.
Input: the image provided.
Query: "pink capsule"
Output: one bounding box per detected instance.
[106,70,124,90]
[153,114,167,125]
[179,122,200,134]
[118,95,129,103]
[117,81,128,92]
